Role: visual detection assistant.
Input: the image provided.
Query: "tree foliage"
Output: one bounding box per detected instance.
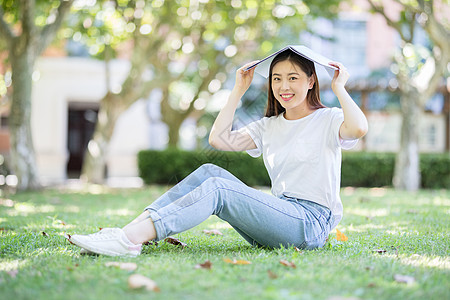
[0,0,74,190]
[367,0,449,190]
[71,0,341,183]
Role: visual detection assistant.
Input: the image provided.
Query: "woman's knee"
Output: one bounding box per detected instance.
[202,176,228,189]
[197,163,223,176]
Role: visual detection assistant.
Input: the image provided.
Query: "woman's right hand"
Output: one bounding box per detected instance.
[233,61,259,95]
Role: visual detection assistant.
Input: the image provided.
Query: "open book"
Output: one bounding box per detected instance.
[245,45,338,78]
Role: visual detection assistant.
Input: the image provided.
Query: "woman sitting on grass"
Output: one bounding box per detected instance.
[69,47,368,256]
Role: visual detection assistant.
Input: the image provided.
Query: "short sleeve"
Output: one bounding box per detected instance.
[329,108,358,150]
[238,117,267,157]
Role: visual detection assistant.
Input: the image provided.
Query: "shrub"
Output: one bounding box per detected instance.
[420,153,450,189]
[341,152,395,187]
[137,148,270,187]
[138,149,450,189]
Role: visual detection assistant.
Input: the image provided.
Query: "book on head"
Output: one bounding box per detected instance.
[245,45,338,78]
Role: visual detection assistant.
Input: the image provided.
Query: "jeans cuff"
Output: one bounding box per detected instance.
[144,203,160,213]
[145,209,166,242]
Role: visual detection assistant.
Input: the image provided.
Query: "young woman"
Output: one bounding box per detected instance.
[69,48,368,256]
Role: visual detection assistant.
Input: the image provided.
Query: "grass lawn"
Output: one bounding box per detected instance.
[0,185,449,300]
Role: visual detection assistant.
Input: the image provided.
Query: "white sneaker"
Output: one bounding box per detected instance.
[69,228,142,257]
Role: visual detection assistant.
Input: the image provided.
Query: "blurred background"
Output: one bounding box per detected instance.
[0,0,448,191]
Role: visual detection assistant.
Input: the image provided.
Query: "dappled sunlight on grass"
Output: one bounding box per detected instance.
[61,205,81,213]
[0,198,14,207]
[343,223,388,233]
[6,203,56,216]
[207,217,233,230]
[431,196,450,206]
[0,258,29,272]
[209,222,233,230]
[103,208,135,217]
[368,187,388,197]
[385,227,415,235]
[29,246,78,258]
[342,187,388,197]
[346,207,390,218]
[21,223,77,232]
[86,184,111,195]
[388,254,450,270]
[340,221,413,234]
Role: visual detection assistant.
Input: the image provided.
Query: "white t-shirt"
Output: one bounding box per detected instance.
[239,107,358,229]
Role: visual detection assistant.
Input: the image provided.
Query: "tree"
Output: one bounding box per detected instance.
[367,0,449,190]
[75,0,341,183]
[0,0,74,190]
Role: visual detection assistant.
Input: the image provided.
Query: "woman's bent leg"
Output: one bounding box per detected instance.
[122,164,246,245]
[148,176,329,249]
[145,163,245,213]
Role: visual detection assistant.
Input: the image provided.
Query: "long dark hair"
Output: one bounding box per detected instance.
[265,49,326,117]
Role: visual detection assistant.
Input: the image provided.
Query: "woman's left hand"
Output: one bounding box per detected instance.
[329,62,349,91]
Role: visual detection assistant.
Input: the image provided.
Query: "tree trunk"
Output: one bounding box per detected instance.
[166,117,184,148]
[160,88,189,148]
[80,93,123,184]
[393,93,421,190]
[9,47,40,190]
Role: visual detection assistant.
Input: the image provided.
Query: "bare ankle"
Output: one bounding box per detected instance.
[122,219,156,245]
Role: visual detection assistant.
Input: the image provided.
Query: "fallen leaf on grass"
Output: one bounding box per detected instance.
[267,270,278,279]
[202,229,223,235]
[66,264,79,271]
[279,260,296,268]
[128,274,160,292]
[164,236,188,248]
[336,229,348,242]
[394,274,415,285]
[105,262,138,271]
[41,231,49,237]
[194,260,212,270]
[223,258,252,265]
[119,263,138,272]
[372,249,386,254]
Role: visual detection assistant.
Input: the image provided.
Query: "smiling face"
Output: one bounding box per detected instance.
[271,60,315,119]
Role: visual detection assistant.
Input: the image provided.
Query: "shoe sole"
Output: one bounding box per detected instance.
[80,248,98,256]
[69,236,140,257]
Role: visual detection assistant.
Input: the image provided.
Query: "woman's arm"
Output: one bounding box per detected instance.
[209,62,259,151]
[329,62,369,140]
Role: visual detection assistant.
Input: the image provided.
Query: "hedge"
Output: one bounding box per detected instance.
[138,148,450,189]
[137,148,270,187]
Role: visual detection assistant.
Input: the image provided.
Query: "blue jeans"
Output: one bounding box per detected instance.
[145,163,332,249]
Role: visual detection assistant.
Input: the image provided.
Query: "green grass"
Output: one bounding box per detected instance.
[0,186,449,300]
